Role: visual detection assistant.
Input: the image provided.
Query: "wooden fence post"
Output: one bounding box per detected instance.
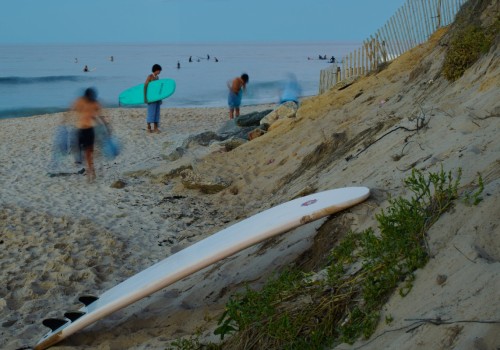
[357,48,362,75]
[342,56,347,80]
[365,42,369,74]
[354,50,357,76]
[351,51,354,77]
[381,24,393,60]
[378,31,388,63]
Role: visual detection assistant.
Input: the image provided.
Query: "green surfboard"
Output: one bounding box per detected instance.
[119,79,176,105]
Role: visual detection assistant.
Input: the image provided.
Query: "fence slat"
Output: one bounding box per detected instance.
[386,18,397,57]
[411,0,424,44]
[451,0,457,18]
[398,8,411,52]
[389,15,403,57]
[444,0,451,25]
[408,0,419,44]
[429,0,436,30]
[382,24,395,60]
[422,0,432,39]
[418,0,427,43]
[403,2,415,47]
[383,21,392,58]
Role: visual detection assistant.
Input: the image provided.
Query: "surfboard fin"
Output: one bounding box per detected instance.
[78,295,99,306]
[42,318,68,331]
[64,311,86,322]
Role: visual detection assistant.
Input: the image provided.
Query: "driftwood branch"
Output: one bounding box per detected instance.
[346,115,430,162]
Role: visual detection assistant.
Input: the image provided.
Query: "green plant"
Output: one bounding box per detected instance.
[463,172,484,205]
[443,24,494,81]
[214,269,306,342]
[167,325,223,350]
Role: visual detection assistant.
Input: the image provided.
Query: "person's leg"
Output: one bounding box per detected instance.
[153,102,161,133]
[147,104,155,133]
[234,92,242,118]
[85,147,95,182]
[81,128,96,181]
[228,91,237,119]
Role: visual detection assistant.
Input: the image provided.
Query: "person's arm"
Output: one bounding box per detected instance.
[237,78,245,93]
[144,74,152,103]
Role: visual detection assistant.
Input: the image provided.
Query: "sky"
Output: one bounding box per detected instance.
[0,0,408,44]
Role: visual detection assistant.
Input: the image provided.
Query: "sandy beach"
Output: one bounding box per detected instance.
[1,10,500,350]
[1,104,283,349]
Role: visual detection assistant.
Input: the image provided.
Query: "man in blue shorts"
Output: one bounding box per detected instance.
[227,73,249,119]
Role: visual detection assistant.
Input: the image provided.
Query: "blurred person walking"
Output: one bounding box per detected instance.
[72,87,101,182]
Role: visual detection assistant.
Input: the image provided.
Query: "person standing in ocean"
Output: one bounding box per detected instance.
[72,87,101,182]
[227,73,249,119]
[144,64,162,133]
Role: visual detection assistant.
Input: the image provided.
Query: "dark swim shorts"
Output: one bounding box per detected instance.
[78,127,95,150]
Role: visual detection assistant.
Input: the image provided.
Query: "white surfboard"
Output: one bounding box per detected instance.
[34,187,370,349]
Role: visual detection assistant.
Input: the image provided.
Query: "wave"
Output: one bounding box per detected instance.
[0,75,96,85]
[0,107,69,119]
[0,100,120,119]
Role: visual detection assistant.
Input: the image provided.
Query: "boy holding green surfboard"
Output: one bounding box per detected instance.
[144,64,162,133]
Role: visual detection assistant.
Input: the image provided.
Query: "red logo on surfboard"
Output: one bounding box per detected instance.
[301,199,317,206]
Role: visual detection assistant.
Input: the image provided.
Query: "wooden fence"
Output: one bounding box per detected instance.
[319,0,468,93]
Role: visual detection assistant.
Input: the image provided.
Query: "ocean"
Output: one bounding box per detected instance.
[0,42,359,119]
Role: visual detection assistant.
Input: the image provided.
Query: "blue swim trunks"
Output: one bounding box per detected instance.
[147,101,161,123]
[228,90,242,108]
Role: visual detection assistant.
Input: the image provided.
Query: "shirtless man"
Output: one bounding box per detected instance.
[227,73,249,119]
[72,88,101,181]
